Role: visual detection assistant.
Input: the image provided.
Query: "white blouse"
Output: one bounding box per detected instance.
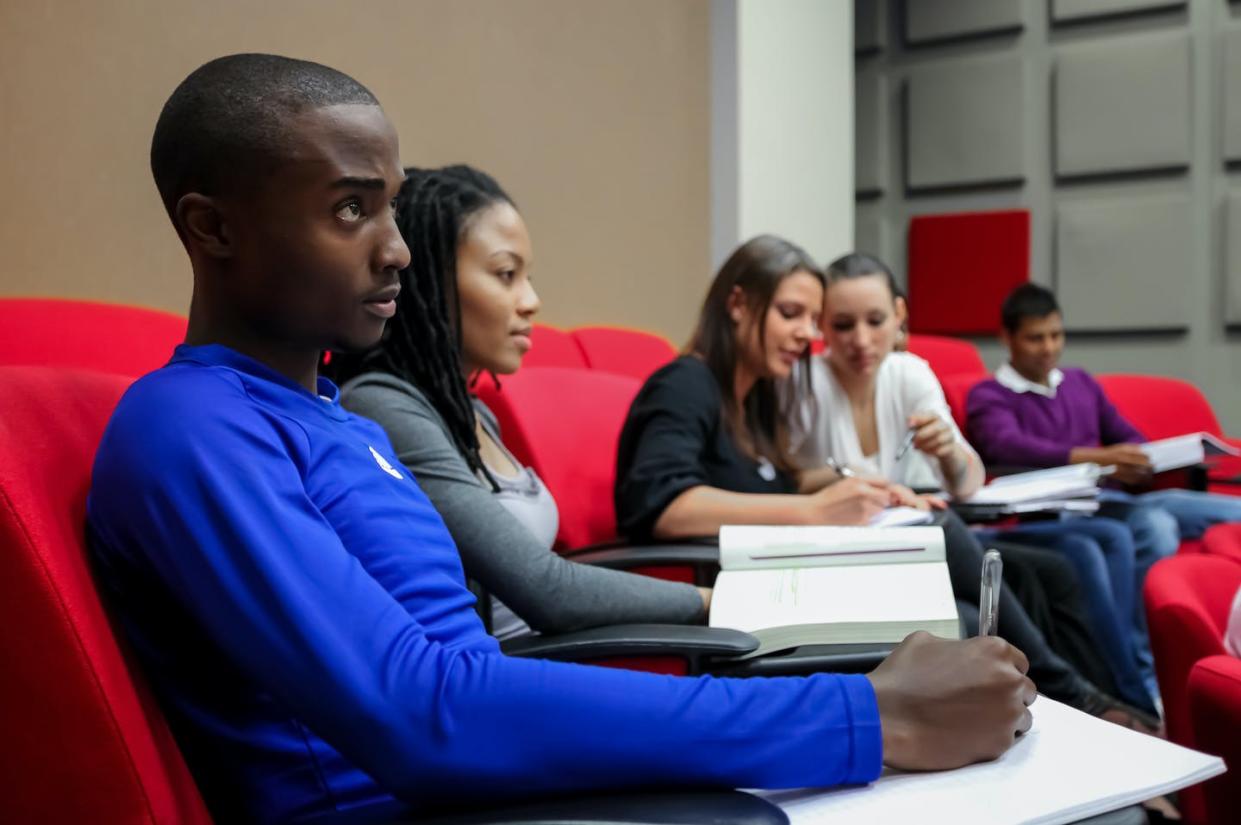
[789,352,979,491]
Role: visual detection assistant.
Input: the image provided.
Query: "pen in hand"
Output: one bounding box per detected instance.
[893,428,916,463]
[979,549,1003,637]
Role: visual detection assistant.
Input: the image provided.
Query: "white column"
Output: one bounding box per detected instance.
[711,0,854,270]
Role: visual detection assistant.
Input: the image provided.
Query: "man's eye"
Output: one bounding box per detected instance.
[498,270,516,283]
[336,201,363,222]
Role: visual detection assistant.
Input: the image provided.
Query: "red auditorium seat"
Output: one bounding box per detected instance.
[1203,524,1241,564]
[906,209,1029,335]
[524,323,589,368]
[570,326,677,382]
[941,372,988,432]
[1144,554,1241,823]
[1187,655,1241,825]
[905,334,986,381]
[0,365,213,824]
[474,366,642,551]
[1096,374,1241,489]
[0,298,186,377]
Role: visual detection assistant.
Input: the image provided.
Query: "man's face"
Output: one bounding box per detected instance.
[222,103,410,353]
[1004,311,1065,383]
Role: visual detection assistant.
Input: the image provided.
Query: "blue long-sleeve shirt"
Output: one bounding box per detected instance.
[86,344,881,824]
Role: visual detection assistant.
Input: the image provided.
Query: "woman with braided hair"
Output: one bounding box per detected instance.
[332,165,709,640]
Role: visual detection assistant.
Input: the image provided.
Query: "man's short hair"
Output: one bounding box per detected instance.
[1001,283,1061,333]
[150,54,379,230]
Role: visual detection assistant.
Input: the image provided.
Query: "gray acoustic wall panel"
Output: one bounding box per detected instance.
[1225,29,1241,163]
[1056,195,1192,330]
[855,209,891,265]
[905,0,1022,46]
[855,70,887,196]
[1054,32,1191,178]
[1226,193,1241,325]
[855,0,885,54]
[906,54,1026,190]
[1052,0,1185,23]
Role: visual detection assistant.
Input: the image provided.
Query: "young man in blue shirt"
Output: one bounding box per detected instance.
[86,54,1034,824]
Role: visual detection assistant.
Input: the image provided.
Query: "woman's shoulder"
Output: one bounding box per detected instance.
[639,355,719,397]
[884,351,942,387]
[339,370,448,432]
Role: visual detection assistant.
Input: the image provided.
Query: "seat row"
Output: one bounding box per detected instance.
[4,297,1241,824]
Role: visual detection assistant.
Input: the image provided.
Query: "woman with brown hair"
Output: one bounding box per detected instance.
[614,235,1147,725]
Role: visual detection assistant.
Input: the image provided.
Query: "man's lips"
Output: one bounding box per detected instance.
[363,286,400,319]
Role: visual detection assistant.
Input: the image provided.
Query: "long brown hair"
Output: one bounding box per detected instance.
[687,235,823,474]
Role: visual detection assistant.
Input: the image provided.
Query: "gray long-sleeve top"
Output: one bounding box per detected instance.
[339,372,706,635]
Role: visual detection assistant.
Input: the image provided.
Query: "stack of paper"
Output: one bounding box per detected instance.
[756,695,1225,825]
[1141,432,1241,473]
[952,464,1108,518]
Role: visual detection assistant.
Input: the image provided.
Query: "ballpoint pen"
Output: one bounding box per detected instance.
[825,457,856,479]
[893,428,916,463]
[979,548,1003,637]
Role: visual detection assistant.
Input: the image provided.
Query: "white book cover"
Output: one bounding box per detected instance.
[756,695,1226,825]
[1142,432,1240,473]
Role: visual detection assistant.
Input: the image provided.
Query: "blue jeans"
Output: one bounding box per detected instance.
[978,518,1156,712]
[1099,487,1241,573]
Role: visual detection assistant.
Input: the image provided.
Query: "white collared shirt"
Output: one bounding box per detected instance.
[788,352,980,490]
[996,362,1064,399]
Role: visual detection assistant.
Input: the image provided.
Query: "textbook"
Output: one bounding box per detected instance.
[708,525,959,657]
[757,695,1226,825]
[1141,432,1241,474]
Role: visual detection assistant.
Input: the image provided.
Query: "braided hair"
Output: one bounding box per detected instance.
[331,165,515,485]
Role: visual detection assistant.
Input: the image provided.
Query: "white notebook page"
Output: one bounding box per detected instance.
[755,696,1225,825]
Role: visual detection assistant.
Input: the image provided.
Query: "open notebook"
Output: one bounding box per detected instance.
[1141,432,1240,473]
[709,525,959,656]
[755,696,1225,825]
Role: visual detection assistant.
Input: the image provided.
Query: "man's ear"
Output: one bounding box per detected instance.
[176,193,233,259]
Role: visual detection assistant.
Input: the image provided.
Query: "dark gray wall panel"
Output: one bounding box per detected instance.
[1224,29,1241,163]
[905,0,1022,46]
[1052,0,1185,23]
[1056,195,1191,330]
[1054,32,1191,178]
[855,0,885,54]
[1226,193,1241,325]
[855,69,887,195]
[855,209,891,266]
[907,54,1026,190]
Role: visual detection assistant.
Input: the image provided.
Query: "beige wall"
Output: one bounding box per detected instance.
[0,0,710,346]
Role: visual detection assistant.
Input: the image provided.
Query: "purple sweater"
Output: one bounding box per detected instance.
[966,367,1144,468]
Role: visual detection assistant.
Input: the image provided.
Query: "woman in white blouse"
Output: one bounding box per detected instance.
[789,252,1160,722]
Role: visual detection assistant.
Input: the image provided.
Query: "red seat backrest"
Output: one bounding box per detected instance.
[1096,373,1223,440]
[570,326,677,382]
[474,367,641,550]
[0,298,186,378]
[905,334,986,381]
[1143,554,1241,824]
[0,366,212,824]
[1187,655,1241,825]
[940,371,988,432]
[523,324,589,369]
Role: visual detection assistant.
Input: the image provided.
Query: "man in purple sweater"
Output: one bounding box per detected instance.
[967,283,1241,571]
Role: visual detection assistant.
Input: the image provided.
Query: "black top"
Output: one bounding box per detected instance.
[614,356,797,540]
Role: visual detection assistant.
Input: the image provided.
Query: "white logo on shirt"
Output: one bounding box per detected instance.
[369,446,404,480]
